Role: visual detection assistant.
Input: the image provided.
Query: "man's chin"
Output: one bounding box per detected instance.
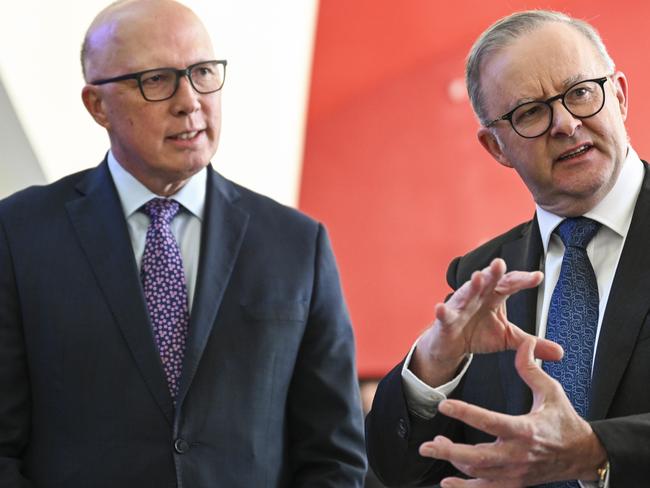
[538,184,610,216]
[163,157,211,177]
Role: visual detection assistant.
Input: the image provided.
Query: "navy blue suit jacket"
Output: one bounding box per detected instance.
[366,164,650,487]
[0,160,366,487]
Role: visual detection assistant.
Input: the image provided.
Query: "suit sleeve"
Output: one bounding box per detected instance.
[0,218,33,487]
[286,224,367,487]
[590,415,650,485]
[365,360,465,487]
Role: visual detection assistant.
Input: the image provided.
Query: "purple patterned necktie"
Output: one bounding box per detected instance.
[141,198,190,401]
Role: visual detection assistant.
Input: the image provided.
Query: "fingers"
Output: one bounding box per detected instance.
[420,436,526,486]
[494,270,543,296]
[435,399,527,439]
[485,258,507,297]
[466,258,507,301]
[440,477,520,488]
[505,326,564,361]
[444,260,543,313]
[446,268,489,310]
[439,258,507,317]
[515,336,555,394]
[420,435,503,467]
[472,262,542,311]
[435,301,458,324]
[533,337,564,362]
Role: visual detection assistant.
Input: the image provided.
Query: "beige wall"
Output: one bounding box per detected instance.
[0,77,45,198]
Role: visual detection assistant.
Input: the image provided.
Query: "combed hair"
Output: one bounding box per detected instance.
[465,10,615,125]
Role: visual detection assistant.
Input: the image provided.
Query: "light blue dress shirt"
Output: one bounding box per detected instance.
[107,151,206,311]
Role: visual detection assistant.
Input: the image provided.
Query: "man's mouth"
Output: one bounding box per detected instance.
[556,144,592,161]
[168,130,203,140]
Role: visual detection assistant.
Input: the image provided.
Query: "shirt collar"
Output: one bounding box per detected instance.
[536,146,645,253]
[107,150,206,220]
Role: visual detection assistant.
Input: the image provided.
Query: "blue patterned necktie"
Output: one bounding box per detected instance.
[538,217,601,488]
[141,198,190,401]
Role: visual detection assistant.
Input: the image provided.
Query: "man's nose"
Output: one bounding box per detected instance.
[548,100,581,137]
[170,75,201,114]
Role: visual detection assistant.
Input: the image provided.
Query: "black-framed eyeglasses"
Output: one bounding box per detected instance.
[90,60,227,102]
[485,76,611,138]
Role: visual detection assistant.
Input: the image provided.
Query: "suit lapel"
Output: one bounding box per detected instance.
[66,162,174,424]
[589,163,650,420]
[499,217,543,415]
[176,168,249,405]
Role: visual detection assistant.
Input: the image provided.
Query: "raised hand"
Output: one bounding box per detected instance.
[410,258,562,387]
[418,338,607,487]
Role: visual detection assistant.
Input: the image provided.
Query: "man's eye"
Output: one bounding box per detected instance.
[142,72,170,85]
[567,85,595,102]
[514,104,543,123]
[522,106,540,117]
[194,66,214,78]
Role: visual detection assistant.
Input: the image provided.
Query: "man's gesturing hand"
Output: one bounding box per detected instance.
[410,258,562,387]
[418,338,608,487]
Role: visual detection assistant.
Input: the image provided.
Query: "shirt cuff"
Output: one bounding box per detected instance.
[578,466,609,488]
[400,336,473,419]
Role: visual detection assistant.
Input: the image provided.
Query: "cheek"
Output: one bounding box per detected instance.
[205,114,222,147]
[129,113,165,143]
[503,138,537,166]
[509,146,551,185]
[112,109,143,136]
[588,119,622,156]
[204,98,222,125]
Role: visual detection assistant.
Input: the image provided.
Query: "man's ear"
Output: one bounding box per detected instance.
[611,70,629,122]
[477,127,512,168]
[81,85,111,129]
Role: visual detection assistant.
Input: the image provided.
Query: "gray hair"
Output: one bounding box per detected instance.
[465,10,615,125]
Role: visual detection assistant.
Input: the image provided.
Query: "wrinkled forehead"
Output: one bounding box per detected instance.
[480,23,608,111]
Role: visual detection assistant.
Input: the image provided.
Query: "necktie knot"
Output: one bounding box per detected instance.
[555,217,600,249]
[143,198,181,225]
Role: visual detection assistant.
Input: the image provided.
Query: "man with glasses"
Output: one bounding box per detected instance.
[0,0,366,486]
[367,10,648,487]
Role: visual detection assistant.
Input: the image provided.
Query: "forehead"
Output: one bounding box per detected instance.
[91,4,215,74]
[480,22,607,111]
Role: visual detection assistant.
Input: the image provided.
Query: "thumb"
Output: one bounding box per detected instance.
[515,336,552,394]
[505,324,564,361]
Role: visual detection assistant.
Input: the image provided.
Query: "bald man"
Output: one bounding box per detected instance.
[0,1,366,486]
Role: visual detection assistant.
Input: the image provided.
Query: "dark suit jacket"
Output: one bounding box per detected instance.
[0,161,366,487]
[366,163,650,487]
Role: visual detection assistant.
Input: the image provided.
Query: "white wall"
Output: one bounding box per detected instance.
[0,0,318,206]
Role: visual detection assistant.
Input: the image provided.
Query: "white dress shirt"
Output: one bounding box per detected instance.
[107,151,206,311]
[400,147,645,486]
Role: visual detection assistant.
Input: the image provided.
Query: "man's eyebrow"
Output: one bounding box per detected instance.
[510,74,589,106]
[512,96,538,106]
[562,73,586,87]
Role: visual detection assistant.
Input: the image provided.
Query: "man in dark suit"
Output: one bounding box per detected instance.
[366,10,649,487]
[0,0,366,486]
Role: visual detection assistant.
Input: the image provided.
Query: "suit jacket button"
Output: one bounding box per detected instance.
[174,438,190,454]
[397,418,408,439]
